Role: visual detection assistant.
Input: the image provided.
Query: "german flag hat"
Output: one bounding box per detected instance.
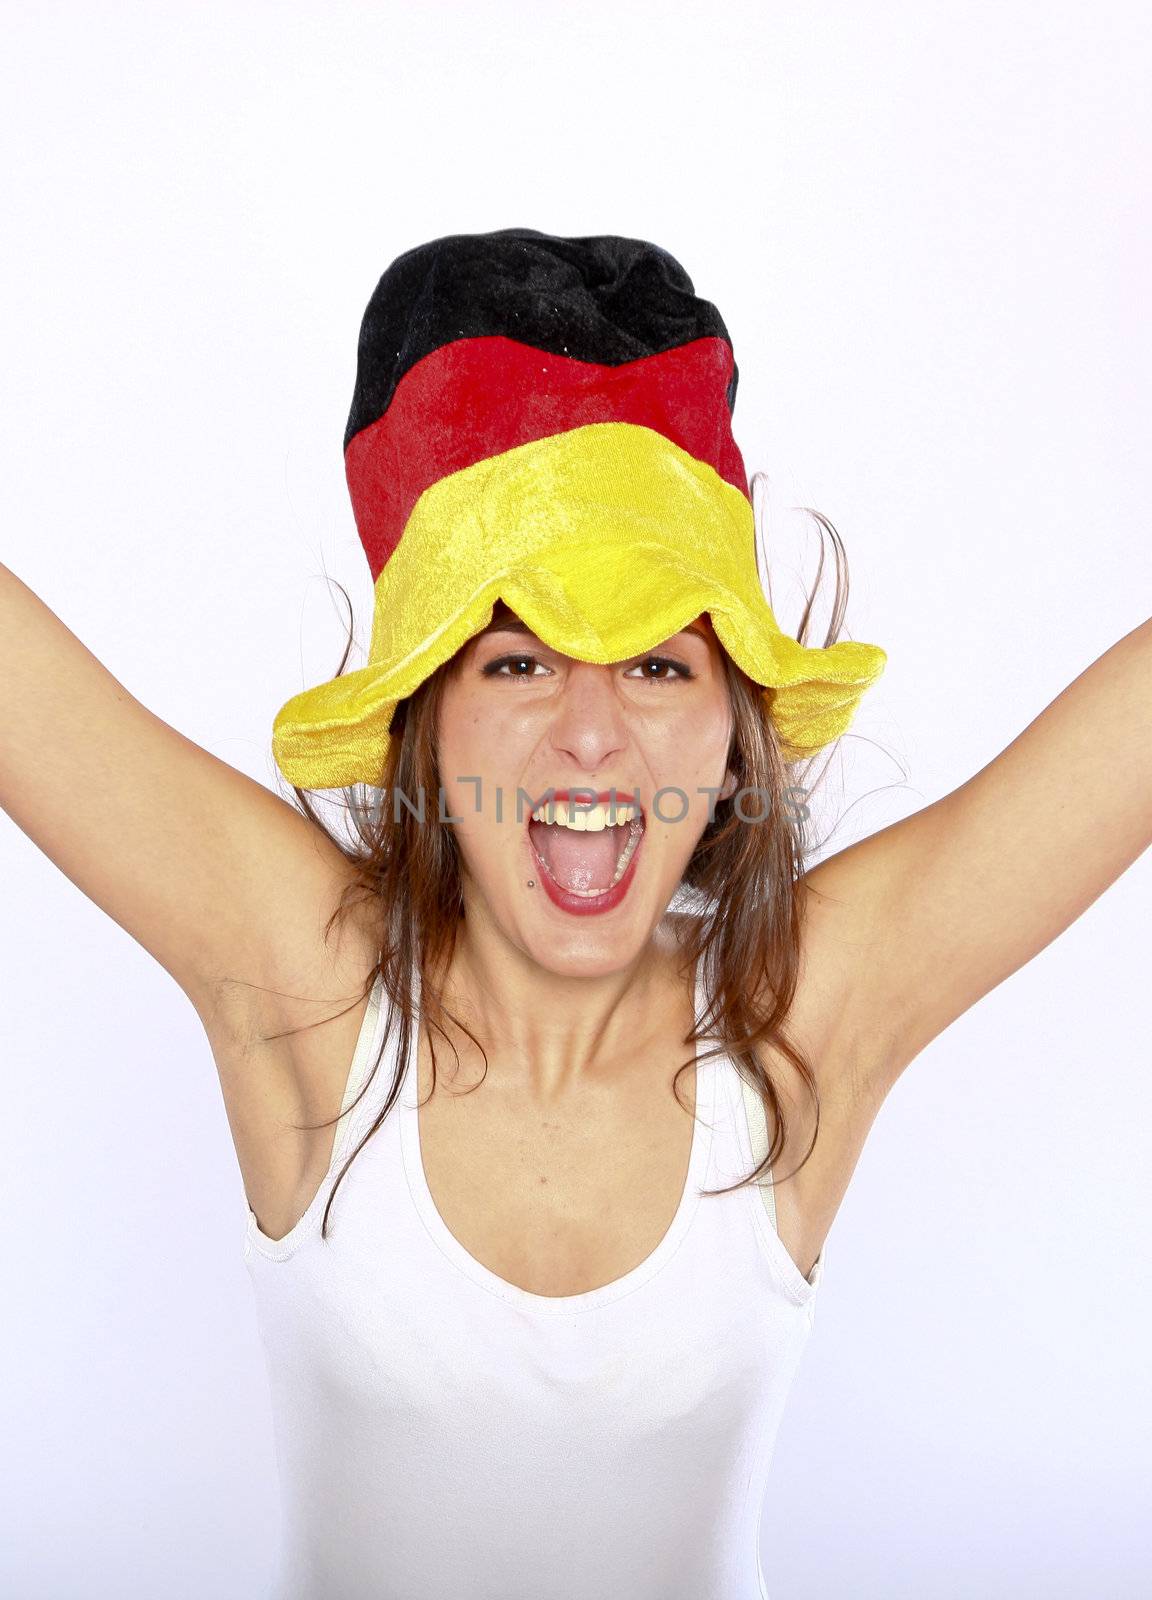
[271,227,887,790]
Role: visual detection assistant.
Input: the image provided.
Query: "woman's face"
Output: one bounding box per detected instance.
[434,607,738,973]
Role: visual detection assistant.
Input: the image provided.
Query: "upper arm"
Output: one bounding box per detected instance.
[0,563,359,1019]
[803,617,1152,1092]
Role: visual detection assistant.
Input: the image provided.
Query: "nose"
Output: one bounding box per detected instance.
[545,661,630,773]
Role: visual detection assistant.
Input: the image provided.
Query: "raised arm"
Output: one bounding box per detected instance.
[802,614,1152,1095]
[0,560,357,1027]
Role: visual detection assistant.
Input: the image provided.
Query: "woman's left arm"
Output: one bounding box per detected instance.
[804,615,1152,1093]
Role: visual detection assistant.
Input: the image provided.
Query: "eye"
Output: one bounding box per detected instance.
[624,656,694,683]
[482,653,551,680]
[481,653,694,684]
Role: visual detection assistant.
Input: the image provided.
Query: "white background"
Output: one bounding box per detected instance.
[2,2,1149,1596]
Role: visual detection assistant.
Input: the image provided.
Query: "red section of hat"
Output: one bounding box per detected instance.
[344,334,750,580]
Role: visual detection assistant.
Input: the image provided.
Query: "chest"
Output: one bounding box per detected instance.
[411,1035,701,1298]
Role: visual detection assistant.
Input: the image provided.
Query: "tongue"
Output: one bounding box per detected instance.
[529,821,628,893]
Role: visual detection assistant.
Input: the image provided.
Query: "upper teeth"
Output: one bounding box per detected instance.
[530,801,641,831]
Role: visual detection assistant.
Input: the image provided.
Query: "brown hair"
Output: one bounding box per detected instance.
[268,479,863,1241]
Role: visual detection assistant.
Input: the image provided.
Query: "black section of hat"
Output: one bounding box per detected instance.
[343,227,739,454]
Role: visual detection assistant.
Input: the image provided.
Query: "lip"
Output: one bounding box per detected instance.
[525,786,646,918]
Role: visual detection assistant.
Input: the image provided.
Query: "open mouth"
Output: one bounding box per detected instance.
[526,795,645,899]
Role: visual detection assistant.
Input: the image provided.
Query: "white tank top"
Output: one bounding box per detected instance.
[243,953,824,1600]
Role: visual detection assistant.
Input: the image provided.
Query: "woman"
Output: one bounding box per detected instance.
[2,229,1148,1599]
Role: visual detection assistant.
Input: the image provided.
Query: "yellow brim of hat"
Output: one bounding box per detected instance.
[271,422,887,790]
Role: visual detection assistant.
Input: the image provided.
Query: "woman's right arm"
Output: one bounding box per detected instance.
[0,561,357,1027]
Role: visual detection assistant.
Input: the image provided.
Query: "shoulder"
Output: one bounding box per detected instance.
[667,889,894,1108]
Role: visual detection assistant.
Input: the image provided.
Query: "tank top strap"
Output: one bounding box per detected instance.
[695,942,778,1235]
[737,1066,778,1233]
[329,969,393,1173]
